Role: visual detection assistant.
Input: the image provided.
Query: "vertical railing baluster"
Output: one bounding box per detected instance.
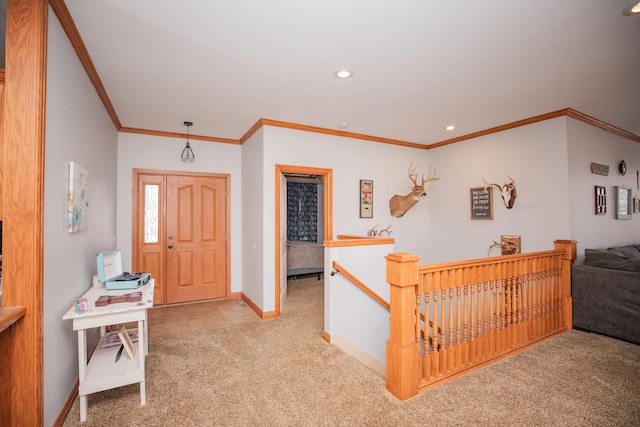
[432,272,440,379]
[440,280,448,375]
[455,269,462,370]
[462,267,470,366]
[423,280,431,382]
[488,267,495,357]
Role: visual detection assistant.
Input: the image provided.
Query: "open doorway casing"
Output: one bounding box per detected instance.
[275,165,332,315]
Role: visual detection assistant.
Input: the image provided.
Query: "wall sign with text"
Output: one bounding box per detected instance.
[470,187,493,220]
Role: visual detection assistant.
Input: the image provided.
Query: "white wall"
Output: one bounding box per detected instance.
[44,10,119,426]
[426,118,571,263]
[241,128,265,307]
[258,126,431,312]
[324,242,394,375]
[567,119,640,254]
[116,133,243,293]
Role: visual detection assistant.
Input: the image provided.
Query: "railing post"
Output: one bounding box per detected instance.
[554,240,577,330]
[385,252,421,400]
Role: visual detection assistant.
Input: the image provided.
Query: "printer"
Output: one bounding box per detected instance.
[97,249,150,290]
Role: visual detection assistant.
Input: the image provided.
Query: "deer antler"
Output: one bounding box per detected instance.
[483,178,502,191]
[408,162,419,186]
[422,166,439,185]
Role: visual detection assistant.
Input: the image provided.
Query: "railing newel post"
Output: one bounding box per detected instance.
[386,252,421,400]
[554,240,577,330]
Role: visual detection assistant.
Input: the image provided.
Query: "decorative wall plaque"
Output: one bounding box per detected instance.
[470,187,493,220]
[359,179,373,218]
[590,162,609,176]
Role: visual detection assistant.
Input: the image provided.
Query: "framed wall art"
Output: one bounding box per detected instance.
[594,186,606,215]
[68,162,90,232]
[359,179,373,218]
[614,186,631,220]
[470,187,493,220]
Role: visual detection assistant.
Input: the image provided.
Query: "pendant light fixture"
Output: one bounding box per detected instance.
[181,121,195,163]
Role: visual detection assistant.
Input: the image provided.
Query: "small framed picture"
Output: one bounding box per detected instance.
[359,180,373,218]
[594,186,606,215]
[614,186,631,220]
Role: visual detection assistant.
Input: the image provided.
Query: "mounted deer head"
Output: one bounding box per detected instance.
[483,177,517,209]
[389,163,439,217]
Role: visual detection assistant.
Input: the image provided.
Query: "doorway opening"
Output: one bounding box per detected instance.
[275,165,333,315]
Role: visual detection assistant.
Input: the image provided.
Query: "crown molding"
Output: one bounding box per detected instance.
[241,118,428,149]
[119,127,241,145]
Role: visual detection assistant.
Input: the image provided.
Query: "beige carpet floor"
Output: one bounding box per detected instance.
[64,275,640,426]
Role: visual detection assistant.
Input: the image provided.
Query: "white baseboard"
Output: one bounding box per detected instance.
[330,333,385,377]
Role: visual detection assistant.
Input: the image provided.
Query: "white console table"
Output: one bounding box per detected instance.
[63,280,154,422]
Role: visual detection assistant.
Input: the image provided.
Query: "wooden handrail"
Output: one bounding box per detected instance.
[417,248,566,273]
[332,261,389,311]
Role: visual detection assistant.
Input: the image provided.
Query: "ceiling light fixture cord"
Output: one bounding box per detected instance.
[181,121,195,163]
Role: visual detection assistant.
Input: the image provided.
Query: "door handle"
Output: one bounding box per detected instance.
[168,244,173,249]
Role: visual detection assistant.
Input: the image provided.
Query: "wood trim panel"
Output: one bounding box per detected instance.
[0,81,5,219]
[240,293,278,319]
[120,126,241,145]
[326,236,395,246]
[259,118,428,149]
[239,118,265,143]
[565,108,640,143]
[0,306,26,334]
[52,381,78,427]
[425,109,571,149]
[4,0,48,425]
[426,108,640,148]
[49,0,121,130]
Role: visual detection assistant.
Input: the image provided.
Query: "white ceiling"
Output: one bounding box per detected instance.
[64,0,640,145]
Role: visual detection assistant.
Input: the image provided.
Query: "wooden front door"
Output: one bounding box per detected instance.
[134,170,229,305]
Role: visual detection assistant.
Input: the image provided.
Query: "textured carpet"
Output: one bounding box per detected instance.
[64,276,640,426]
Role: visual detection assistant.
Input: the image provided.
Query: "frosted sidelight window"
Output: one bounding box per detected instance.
[144,184,159,243]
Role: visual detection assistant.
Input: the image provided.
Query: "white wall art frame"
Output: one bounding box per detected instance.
[68,162,90,232]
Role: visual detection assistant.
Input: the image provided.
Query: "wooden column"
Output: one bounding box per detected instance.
[554,240,577,330]
[3,0,48,425]
[385,252,420,400]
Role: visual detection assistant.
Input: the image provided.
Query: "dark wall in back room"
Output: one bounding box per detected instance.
[287,182,318,242]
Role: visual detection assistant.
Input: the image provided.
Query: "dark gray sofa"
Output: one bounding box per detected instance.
[571,244,640,345]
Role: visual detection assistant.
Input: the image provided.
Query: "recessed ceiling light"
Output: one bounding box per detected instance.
[339,122,350,129]
[334,69,354,79]
[622,1,640,15]
[445,125,456,131]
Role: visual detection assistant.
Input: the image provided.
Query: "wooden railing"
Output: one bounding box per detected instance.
[332,261,389,310]
[385,240,576,400]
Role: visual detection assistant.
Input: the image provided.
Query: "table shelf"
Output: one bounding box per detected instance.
[63,280,154,422]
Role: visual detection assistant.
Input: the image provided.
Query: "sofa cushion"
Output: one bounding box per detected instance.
[584,248,640,272]
[617,245,640,259]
